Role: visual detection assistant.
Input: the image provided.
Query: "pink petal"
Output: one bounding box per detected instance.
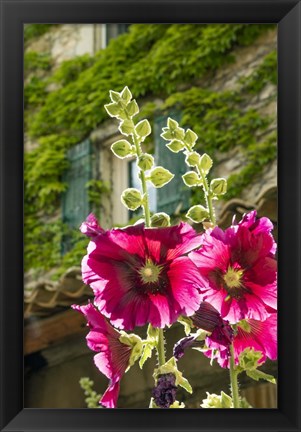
[100,380,121,408]
[80,213,104,238]
[168,257,203,316]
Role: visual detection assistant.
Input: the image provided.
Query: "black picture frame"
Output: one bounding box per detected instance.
[1,0,300,431]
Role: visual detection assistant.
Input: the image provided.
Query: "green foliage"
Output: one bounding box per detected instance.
[240,50,277,94]
[24,51,52,75]
[24,24,277,275]
[51,54,95,85]
[24,218,65,272]
[24,77,48,109]
[164,88,270,154]
[24,24,57,44]
[226,133,277,200]
[52,233,89,280]
[79,377,102,408]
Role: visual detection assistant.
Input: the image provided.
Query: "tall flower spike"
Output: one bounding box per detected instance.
[72,302,142,408]
[189,211,277,323]
[80,214,205,330]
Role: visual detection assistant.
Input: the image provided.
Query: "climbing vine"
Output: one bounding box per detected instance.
[24,23,277,275]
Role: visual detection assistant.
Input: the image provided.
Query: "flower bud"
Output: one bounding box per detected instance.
[160,129,173,141]
[210,178,227,195]
[135,119,151,139]
[166,139,185,153]
[104,102,121,118]
[199,153,213,173]
[150,212,170,227]
[149,167,174,188]
[174,127,185,140]
[167,117,179,130]
[119,119,134,136]
[109,90,121,103]
[126,99,139,117]
[137,154,154,171]
[186,205,209,223]
[182,171,200,187]
[201,391,233,408]
[121,188,142,210]
[185,151,201,167]
[152,373,177,408]
[120,86,132,104]
[238,348,262,371]
[184,129,198,147]
[111,139,132,158]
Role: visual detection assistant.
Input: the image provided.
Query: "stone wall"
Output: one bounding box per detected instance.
[24,25,278,409]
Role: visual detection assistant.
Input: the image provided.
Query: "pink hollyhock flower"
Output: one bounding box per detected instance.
[204,313,277,369]
[80,216,204,330]
[72,302,141,408]
[189,211,277,323]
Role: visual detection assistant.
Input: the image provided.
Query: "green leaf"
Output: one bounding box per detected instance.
[160,130,173,140]
[178,375,193,394]
[139,344,153,369]
[135,119,151,138]
[121,86,132,104]
[199,153,213,173]
[167,117,179,130]
[111,139,132,158]
[185,151,201,167]
[104,102,121,117]
[166,139,185,153]
[119,119,134,136]
[184,129,198,146]
[121,188,143,210]
[186,205,209,223]
[182,171,200,187]
[109,90,121,103]
[246,369,276,384]
[127,99,139,117]
[149,166,174,188]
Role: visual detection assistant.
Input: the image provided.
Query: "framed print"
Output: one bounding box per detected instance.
[0,0,300,431]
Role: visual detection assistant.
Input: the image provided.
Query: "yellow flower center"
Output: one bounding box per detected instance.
[139,259,162,284]
[223,267,244,289]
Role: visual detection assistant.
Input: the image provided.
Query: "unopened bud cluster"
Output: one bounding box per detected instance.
[105,87,174,218]
[161,117,227,224]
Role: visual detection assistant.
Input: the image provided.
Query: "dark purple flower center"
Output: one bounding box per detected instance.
[208,264,251,300]
[129,259,169,296]
[152,373,177,408]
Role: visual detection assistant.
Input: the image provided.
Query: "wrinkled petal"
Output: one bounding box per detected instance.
[80,213,105,238]
[100,380,121,408]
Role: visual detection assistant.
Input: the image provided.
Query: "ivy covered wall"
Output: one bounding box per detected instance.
[24,24,277,278]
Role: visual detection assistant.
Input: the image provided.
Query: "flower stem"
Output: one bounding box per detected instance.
[157,328,166,366]
[133,134,151,227]
[198,167,216,226]
[229,344,240,408]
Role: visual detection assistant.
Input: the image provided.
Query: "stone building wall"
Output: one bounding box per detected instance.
[24,25,278,408]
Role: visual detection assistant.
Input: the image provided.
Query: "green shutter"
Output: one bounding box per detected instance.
[62,138,92,230]
[154,113,190,215]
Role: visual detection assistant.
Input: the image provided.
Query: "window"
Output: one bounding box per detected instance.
[106,24,130,46]
[128,159,157,218]
[62,139,93,252]
[154,113,190,215]
[128,112,190,220]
